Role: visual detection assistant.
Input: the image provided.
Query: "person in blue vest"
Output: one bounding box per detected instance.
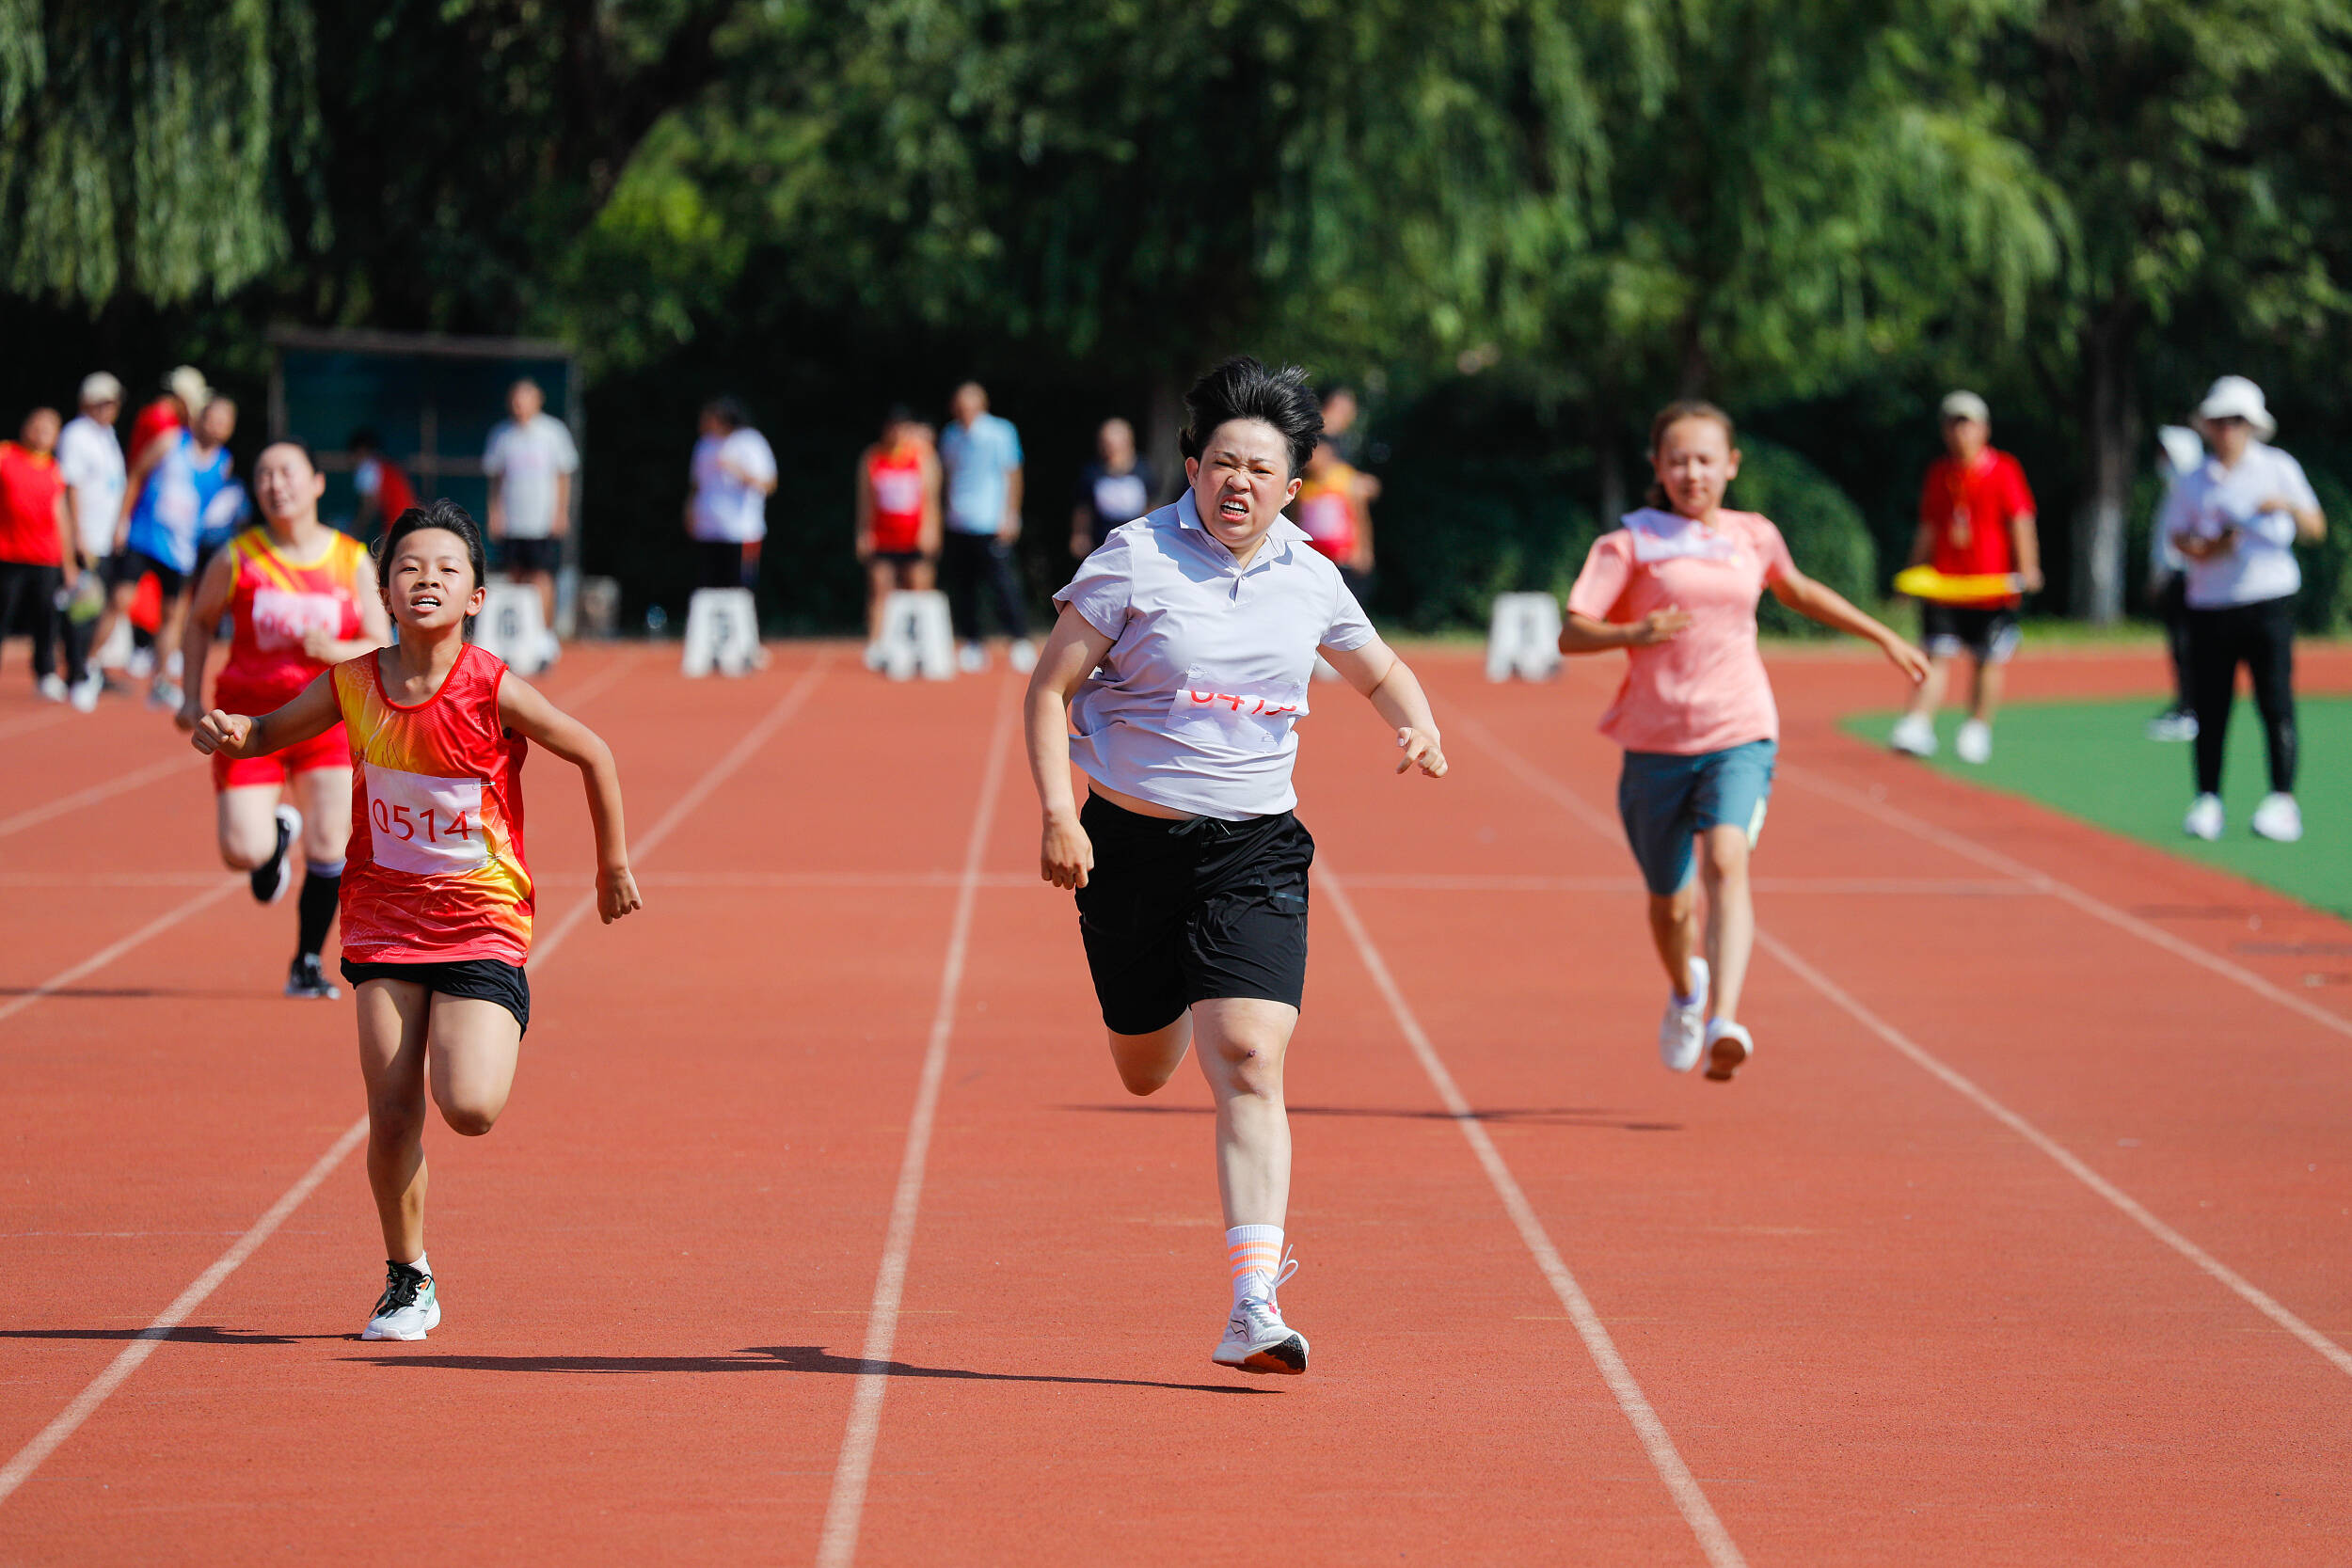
[110,393,237,711]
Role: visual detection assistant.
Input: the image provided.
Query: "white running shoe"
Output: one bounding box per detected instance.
[1889,713,1937,757]
[1212,1252,1308,1375]
[2250,793,2303,843]
[861,641,886,673]
[1658,957,1709,1072]
[147,680,183,711]
[2145,708,2198,742]
[1703,1019,1754,1083]
[126,646,156,680]
[955,641,987,674]
[70,673,100,712]
[1008,637,1039,674]
[361,1260,440,1340]
[37,673,68,703]
[1955,719,1993,765]
[2184,793,2225,841]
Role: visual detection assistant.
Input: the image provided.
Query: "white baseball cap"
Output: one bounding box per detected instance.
[2194,374,2275,437]
[1939,389,1990,425]
[80,372,123,405]
[166,365,210,408]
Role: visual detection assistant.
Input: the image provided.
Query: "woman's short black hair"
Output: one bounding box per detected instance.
[375,499,487,610]
[708,396,751,432]
[259,436,320,472]
[1181,356,1323,477]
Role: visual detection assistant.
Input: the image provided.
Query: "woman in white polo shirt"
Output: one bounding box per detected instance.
[1025,356,1447,1377]
[2162,376,2328,843]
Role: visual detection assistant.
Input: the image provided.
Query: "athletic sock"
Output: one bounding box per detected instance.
[296,860,343,958]
[1226,1225,1283,1307]
[405,1251,431,1279]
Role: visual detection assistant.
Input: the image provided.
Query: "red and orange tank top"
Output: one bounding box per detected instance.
[214,527,368,711]
[333,643,532,965]
[866,445,928,553]
[1294,468,1361,562]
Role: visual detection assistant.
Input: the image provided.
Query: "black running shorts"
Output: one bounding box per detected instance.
[340,957,531,1035]
[1073,794,1313,1036]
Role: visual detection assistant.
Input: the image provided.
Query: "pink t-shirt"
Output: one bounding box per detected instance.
[1565,508,1794,755]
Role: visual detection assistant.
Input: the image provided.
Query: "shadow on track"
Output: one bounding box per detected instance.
[347,1343,1272,1394]
[0,1325,326,1346]
[1062,1102,1683,1132]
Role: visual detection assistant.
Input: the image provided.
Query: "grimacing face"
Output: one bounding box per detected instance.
[1185,418,1300,557]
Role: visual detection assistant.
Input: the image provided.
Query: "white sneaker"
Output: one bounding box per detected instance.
[861,641,886,673]
[955,641,987,674]
[1658,957,1708,1072]
[147,680,183,711]
[361,1260,440,1341]
[69,673,100,712]
[2250,793,2303,843]
[1703,1019,1754,1083]
[1212,1251,1307,1374]
[37,674,67,703]
[2145,708,2198,742]
[2184,793,2224,841]
[1007,637,1039,674]
[126,646,156,680]
[1955,719,1992,765]
[1889,713,1937,757]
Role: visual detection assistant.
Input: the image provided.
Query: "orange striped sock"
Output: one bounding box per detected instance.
[1226,1225,1283,1307]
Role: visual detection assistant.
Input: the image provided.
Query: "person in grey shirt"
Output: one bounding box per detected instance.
[483,378,578,630]
[1024,356,1447,1380]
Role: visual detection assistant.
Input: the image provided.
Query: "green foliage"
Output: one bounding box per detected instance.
[2296,467,2352,634]
[1373,457,1597,633]
[1727,437,1880,638]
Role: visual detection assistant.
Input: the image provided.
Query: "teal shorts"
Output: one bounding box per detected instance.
[1616,739,1777,896]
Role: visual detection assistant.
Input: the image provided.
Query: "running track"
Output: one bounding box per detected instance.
[2,640,2347,1564]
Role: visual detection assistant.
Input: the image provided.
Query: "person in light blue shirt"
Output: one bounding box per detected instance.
[936,382,1031,671]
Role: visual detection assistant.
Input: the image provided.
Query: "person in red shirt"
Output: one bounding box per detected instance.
[1889,390,2042,765]
[853,405,941,664]
[347,427,418,542]
[0,406,88,701]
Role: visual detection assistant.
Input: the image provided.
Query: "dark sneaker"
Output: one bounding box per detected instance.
[251,804,300,905]
[286,954,342,1000]
[362,1260,440,1341]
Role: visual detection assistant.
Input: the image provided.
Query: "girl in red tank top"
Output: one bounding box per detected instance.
[855,408,941,661]
[192,499,641,1341]
[176,440,390,1000]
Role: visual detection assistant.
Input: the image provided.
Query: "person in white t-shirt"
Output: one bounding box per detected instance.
[2162,376,2328,844]
[684,397,777,594]
[483,379,579,627]
[56,372,126,708]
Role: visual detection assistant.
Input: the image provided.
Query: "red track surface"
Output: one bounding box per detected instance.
[3,639,2347,1564]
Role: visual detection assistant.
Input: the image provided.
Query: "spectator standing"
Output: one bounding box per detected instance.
[1888,391,2042,765]
[348,428,419,542]
[1070,417,1155,561]
[100,365,204,681]
[2145,425,2204,741]
[687,397,778,593]
[855,405,941,663]
[57,373,125,706]
[937,381,1033,673]
[0,407,89,705]
[112,394,237,710]
[484,378,579,631]
[1295,436,1376,594]
[2165,376,2327,843]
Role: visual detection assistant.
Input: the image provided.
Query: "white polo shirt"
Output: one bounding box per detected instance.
[2160,442,2319,609]
[1055,489,1378,819]
[56,415,125,561]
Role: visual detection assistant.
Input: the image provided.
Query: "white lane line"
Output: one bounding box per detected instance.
[0,651,823,1510]
[1756,928,2352,1381]
[816,677,1017,1568]
[0,878,244,1028]
[0,707,75,742]
[1321,866,1746,1568]
[0,753,202,840]
[1780,764,2352,1042]
[1331,872,2031,896]
[1458,713,2352,1384]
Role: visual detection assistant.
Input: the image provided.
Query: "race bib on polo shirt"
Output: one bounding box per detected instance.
[365,763,490,875]
[1168,670,1307,752]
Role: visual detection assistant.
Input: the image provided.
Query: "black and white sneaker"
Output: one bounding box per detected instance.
[285,954,341,1000]
[362,1260,440,1341]
[251,804,300,905]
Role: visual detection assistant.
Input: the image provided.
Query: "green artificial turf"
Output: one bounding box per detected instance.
[1841,696,2351,919]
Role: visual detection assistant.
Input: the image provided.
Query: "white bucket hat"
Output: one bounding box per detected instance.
[2194,375,2275,437]
[1939,389,1990,425]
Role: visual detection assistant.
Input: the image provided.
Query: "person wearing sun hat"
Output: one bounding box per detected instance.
[2161,375,2327,843]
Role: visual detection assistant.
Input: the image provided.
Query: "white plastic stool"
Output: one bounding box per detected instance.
[1485,592,1564,682]
[878,590,956,681]
[474,582,554,674]
[681,588,760,677]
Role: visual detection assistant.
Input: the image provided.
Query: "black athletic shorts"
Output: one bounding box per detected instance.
[502,536,561,575]
[869,549,927,571]
[109,547,186,597]
[339,957,531,1035]
[1921,603,2021,664]
[1073,793,1312,1035]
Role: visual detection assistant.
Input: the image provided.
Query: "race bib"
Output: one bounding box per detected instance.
[251,588,345,652]
[873,469,925,514]
[1168,671,1307,752]
[364,763,488,875]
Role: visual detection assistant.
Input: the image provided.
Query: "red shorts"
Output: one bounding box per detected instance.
[213,722,351,791]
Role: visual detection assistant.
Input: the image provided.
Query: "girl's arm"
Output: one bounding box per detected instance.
[1025,604,1117,889]
[497,674,643,923]
[920,448,944,558]
[1319,636,1448,777]
[1560,607,1691,654]
[1767,568,1931,683]
[174,549,238,729]
[301,552,392,665]
[853,452,875,561]
[115,435,168,551]
[2010,510,2045,592]
[189,671,343,758]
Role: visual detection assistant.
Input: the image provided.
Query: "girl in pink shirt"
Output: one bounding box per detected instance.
[1562,402,1925,1082]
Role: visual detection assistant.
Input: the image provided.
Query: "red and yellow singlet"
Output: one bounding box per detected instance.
[333,643,533,965]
